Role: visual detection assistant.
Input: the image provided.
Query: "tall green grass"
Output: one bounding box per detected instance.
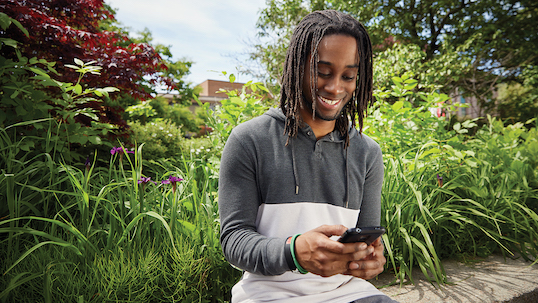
[381,127,538,286]
[0,123,240,302]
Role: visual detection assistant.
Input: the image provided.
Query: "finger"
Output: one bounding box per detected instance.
[348,261,360,270]
[313,224,349,237]
[350,244,374,260]
[347,259,384,280]
[371,237,383,246]
[340,240,368,253]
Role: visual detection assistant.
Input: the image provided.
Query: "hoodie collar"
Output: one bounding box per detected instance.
[264,107,358,142]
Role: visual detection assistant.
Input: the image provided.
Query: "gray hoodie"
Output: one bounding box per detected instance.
[218,108,384,302]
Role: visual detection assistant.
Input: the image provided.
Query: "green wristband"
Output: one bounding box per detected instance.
[290,234,308,274]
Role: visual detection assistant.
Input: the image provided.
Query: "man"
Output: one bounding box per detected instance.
[219,10,397,303]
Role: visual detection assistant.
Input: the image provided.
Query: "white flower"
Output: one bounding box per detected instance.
[152,133,157,137]
[206,149,210,152]
[168,133,173,137]
[190,149,195,153]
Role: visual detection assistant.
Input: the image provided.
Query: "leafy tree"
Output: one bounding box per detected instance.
[1,0,175,99]
[495,65,538,124]
[1,0,197,148]
[250,0,538,111]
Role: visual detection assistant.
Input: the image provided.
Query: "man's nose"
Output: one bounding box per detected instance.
[324,77,345,96]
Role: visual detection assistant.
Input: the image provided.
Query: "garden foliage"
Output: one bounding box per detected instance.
[2,6,538,303]
[364,76,538,285]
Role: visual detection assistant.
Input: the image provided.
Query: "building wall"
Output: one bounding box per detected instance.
[157,79,247,112]
[199,79,246,98]
[450,87,497,120]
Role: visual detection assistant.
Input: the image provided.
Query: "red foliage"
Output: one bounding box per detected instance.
[1,0,175,100]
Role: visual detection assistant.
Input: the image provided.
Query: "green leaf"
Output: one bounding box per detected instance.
[0,12,28,36]
[0,12,11,30]
[15,105,27,116]
[74,84,82,95]
[29,67,50,78]
[178,220,196,232]
[392,100,404,111]
[0,38,18,48]
[70,135,88,144]
[3,241,79,275]
[88,136,102,145]
[464,159,478,168]
[64,64,80,70]
[74,58,84,66]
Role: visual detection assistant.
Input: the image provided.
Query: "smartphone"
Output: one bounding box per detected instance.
[338,226,386,245]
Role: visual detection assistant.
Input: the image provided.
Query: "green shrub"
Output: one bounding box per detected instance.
[126,97,203,133]
[128,120,185,161]
[199,75,270,152]
[166,103,203,133]
[0,16,121,163]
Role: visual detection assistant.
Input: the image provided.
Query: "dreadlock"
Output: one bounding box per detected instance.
[279,10,373,147]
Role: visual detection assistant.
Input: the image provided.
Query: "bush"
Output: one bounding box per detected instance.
[126,97,204,134]
[128,120,185,161]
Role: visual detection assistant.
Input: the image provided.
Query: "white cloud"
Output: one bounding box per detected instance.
[106,0,266,84]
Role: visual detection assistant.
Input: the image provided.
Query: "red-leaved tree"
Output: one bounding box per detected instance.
[1,0,178,137]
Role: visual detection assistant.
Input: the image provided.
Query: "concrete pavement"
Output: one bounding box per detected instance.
[372,254,538,302]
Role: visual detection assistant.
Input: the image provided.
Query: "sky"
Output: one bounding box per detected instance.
[106,0,267,86]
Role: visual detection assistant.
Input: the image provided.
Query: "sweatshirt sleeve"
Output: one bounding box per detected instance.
[356,142,384,227]
[218,130,289,276]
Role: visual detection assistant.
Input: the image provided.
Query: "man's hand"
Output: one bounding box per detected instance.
[294,225,377,277]
[345,237,386,280]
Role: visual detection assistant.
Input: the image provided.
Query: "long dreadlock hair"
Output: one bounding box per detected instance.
[279,10,373,147]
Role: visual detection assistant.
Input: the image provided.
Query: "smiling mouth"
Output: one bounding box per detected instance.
[319,95,341,106]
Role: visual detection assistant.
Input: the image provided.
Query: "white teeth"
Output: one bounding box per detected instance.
[319,96,340,105]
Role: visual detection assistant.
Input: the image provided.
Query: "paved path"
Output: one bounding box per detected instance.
[372,254,538,302]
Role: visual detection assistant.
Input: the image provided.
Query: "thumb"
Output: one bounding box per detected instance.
[313,224,349,237]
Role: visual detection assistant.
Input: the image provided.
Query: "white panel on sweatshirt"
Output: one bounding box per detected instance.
[232,202,384,303]
[255,202,360,238]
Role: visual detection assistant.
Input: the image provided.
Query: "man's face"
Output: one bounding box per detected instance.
[300,34,359,122]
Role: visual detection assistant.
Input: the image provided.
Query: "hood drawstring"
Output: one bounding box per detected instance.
[345,146,350,209]
[291,139,300,195]
[291,132,350,208]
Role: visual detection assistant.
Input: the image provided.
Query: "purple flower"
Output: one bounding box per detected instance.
[138,176,156,185]
[436,174,443,187]
[110,146,134,155]
[84,156,91,171]
[161,176,183,192]
[161,176,183,184]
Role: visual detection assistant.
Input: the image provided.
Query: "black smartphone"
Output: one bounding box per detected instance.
[337,226,386,245]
